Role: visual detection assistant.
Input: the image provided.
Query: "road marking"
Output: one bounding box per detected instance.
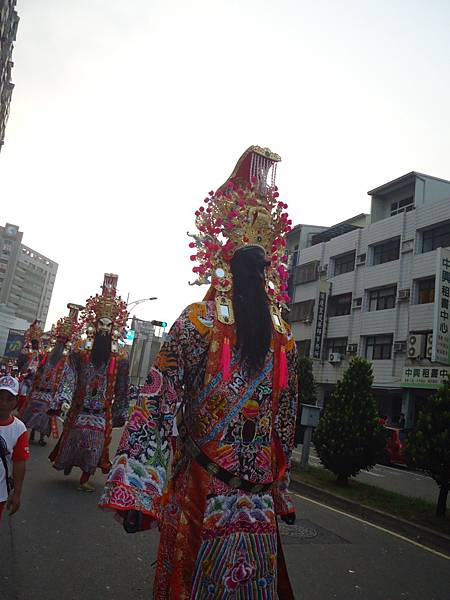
[360,471,384,478]
[291,492,450,561]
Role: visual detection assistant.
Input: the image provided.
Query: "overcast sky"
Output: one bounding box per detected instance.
[1,0,450,329]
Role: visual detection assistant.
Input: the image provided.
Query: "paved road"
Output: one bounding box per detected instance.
[292,446,439,504]
[1,435,449,600]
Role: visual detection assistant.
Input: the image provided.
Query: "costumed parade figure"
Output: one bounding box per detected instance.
[21,304,83,446]
[49,274,130,492]
[16,320,44,413]
[100,147,299,599]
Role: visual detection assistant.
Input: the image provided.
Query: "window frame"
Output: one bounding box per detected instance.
[390,196,414,217]
[328,292,352,317]
[416,277,435,304]
[325,337,348,356]
[289,299,315,322]
[368,286,397,311]
[421,223,450,254]
[365,334,393,360]
[371,238,400,266]
[333,251,356,276]
[297,339,311,357]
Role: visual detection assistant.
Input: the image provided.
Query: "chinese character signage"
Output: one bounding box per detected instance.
[313,290,327,359]
[402,365,450,389]
[432,247,450,364]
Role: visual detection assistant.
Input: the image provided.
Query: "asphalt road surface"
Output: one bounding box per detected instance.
[1,434,449,600]
[292,446,439,504]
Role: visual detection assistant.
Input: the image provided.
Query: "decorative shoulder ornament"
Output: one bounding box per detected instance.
[188,146,292,325]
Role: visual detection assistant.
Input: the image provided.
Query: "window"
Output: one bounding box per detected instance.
[325,337,348,356]
[365,335,393,360]
[421,223,450,253]
[390,197,414,216]
[417,277,435,304]
[368,286,397,311]
[289,299,315,322]
[293,261,318,284]
[333,251,355,276]
[372,239,400,265]
[297,339,311,357]
[328,293,352,317]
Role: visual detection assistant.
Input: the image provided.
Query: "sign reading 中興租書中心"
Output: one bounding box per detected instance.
[432,247,450,364]
[401,365,450,389]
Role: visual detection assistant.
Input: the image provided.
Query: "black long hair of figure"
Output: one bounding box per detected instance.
[230,246,272,374]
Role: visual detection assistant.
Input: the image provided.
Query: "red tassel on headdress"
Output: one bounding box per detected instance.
[222,336,231,382]
[279,346,288,389]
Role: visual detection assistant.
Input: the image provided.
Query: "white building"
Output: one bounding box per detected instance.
[289,171,450,427]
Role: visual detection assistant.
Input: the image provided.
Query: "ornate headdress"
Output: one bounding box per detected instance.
[48,303,84,355]
[82,273,128,354]
[24,320,44,354]
[189,146,292,310]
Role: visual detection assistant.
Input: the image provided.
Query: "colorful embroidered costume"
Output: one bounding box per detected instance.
[21,304,83,440]
[49,275,130,480]
[100,147,299,598]
[49,352,130,475]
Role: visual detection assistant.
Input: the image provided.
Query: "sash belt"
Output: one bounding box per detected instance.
[176,413,273,495]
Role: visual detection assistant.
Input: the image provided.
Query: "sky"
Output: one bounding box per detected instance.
[1,0,450,329]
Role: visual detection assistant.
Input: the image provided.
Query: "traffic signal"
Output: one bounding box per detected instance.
[151,320,167,328]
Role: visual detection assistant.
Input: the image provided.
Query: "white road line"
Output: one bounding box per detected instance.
[291,492,450,561]
[360,471,384,478]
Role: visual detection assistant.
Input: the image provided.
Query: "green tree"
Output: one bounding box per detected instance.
[313,357,385,485]
[406,384,450,518]
[295,356,316,445]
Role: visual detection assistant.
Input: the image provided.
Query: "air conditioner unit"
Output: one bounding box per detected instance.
[356,253,366,265]
[407,334,424,359]
[398,289,410,301]
[329,352,343,364]
[346,343,358,355]
[393,341,407,353]
[426,333,433,359]
[318,265,328,276]
[352,297,362,308]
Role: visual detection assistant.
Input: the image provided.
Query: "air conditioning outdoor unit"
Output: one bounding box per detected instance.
[426,333,433,359]
[346,344,358,355]
[328,352,343,364]
[393,341,407,353]
[407,334,424,359]
[398,289,410,301]
[318,265,328,276]
[352,297,362,308]
[356,254,366,265]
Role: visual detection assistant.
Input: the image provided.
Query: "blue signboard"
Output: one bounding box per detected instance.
[4,329,25,358]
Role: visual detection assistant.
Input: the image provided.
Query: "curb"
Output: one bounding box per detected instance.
[290,477,450,557]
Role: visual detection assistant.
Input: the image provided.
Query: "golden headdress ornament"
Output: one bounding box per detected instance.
[48,303,84,354]
[24,320,44,353]
[81,274,128,353]
[188,146,292,307]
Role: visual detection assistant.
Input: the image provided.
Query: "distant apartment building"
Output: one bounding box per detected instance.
[0,223,58,356]
[288,172,450,428]
[0,0,19,152]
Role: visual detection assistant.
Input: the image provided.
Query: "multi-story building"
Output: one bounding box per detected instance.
[288,171,450,427]
[0,223,58,355]
[0,0,19,152]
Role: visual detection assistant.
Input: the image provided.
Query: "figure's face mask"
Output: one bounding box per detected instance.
[97,317,113,336]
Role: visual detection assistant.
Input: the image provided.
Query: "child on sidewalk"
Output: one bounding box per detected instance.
[0,375,29,520]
